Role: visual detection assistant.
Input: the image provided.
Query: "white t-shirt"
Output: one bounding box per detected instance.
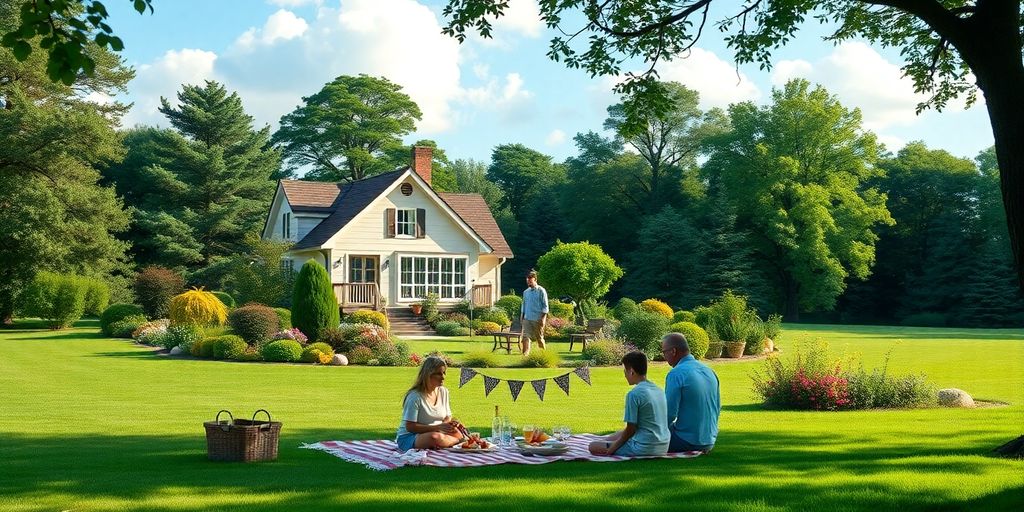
[395,387,451,439]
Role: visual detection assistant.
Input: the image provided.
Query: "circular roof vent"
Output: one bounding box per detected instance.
[401,183,413,196]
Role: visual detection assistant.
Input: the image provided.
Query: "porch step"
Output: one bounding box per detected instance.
[386,307,434,336]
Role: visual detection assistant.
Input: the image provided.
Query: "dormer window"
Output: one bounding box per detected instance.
[396,209,416,237]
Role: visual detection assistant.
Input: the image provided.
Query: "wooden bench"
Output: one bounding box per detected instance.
[568,319,607,351]
[491,331,522,354]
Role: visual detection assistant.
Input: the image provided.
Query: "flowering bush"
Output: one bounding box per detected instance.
[581,338,635,366]
[409,353,423,365]
[132,319,170,346]
[547,317,568,330]
[300,342,335,363]
[639,298,673,319]
[271,328,308,345]
[348,345,374,364]
[346,309,389,331]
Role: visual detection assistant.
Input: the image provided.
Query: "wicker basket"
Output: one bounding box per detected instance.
[204,409,282,462]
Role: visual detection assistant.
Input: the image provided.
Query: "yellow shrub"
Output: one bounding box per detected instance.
[639,298,673,319]
[346,309,389,331]
[169,288,228,327]
[476,321,502,334]
[317,351,333,365]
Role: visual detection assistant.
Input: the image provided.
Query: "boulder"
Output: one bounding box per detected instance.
[937,388,975,408]
[169,346,183,356]
[331,354,349,366]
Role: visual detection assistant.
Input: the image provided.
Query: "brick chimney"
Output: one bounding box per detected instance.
[412,146,432,185]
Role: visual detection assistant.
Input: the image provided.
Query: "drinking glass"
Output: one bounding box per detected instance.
[558,425,572,440]
[501,417,513,446]
[522,424,535,442]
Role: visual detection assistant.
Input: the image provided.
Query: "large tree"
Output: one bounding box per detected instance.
[441,0,1024,292]
[486,143,564,221]
[272,74,421,182]
[705,79,893,319]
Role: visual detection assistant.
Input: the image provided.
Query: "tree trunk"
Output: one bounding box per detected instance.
[783,274,800,322]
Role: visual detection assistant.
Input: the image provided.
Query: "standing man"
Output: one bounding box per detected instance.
[661,332,720,453]
[520,269,549,356]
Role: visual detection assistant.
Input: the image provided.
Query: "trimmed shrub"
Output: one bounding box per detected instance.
[234,345,263,362]
[100,303,145,336]
[291,261,340,342]
[168,289,227,327]
[110,314,148,338]
[639,298,673,319]
[461,350,501,368]
[421,292,440,324]
[134,266,184,319]
[228,303,279,344]
[519,350,561,368]
[669,321,710,359]
[82,278,110,317]
[132,319,170,346]
[374,341,411,367]
[19,272,89,329]
[581,339,633,366]
[613,297,638,319]
[475,321,502,334]
[495,295,523,323]
[475,307,511,328]
[435,321,470,336]
[301,342,335,363]
[211,291,236,309]
[549,300,575,321]
[348,345,374,364]
[673,310,696,324]
[270,328,308,345]
[167,324,204,352]
[346,309,389,331]
[693,305,713,331]
[210,335,248,360]
[436,312,469,327]
[189,337,210,357]
[318,327,349,353]
[261,339,303,362]
[617,311,670,354]
[274,308,292,329]
[901,312,947,327]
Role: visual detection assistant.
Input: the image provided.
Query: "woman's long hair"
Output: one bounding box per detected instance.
[403,355,447,402]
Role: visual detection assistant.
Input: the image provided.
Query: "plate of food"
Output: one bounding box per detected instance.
[451,433,498,453]
[515,442,569,456]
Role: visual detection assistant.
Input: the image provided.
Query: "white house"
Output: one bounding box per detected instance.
[262,147,513,312]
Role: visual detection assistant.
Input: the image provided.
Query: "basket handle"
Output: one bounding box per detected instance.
[215,410,234,432]
[253,409,272,429]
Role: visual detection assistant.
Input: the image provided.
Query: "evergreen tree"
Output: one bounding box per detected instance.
[621,206,703,308]
[291,261,339,342]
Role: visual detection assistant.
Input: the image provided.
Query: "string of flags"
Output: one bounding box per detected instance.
[459,366,591,401]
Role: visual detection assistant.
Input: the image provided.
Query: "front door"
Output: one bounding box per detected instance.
[349,256,379,284]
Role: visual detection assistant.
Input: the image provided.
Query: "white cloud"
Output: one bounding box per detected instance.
[655,48,762,109]
[494,0,543,38]
[876,134,906,153]
[267,0,322,7]
[123,49,219,127]
[234,9,309,49]
[545,129,566,146]
[462,71,532,108]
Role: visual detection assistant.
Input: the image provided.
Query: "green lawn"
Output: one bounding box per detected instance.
[1,321,1022,511]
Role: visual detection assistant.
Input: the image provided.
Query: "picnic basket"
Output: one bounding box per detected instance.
[204,409,282,462]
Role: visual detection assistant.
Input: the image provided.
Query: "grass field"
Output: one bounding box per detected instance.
[1,321,1022,511]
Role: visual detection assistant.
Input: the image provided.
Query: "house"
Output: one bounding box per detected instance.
[262,147,513,314]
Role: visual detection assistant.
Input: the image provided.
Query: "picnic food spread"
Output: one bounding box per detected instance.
[459,432,492,450]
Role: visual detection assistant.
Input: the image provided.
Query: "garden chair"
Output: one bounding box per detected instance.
[491,319,522,354]
[568,318,606,351]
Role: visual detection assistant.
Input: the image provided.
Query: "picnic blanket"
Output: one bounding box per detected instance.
[301,433,703,471]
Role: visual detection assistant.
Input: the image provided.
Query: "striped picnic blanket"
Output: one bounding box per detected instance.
[301,433,703,471]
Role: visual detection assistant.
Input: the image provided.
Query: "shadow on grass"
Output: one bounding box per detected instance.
[2,428,1021,511]
[787,324,1024,341]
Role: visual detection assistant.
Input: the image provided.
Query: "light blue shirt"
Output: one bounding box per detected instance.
[623,380,670,455]
[665,354,721,447]
[520,285,549,322]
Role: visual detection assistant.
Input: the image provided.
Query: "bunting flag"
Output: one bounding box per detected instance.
[574,366,592,386]
[508,380,525,401]
[553,373,571,395]
[459,367,478,388]
[483,376,500,396]
[531,379,547,401]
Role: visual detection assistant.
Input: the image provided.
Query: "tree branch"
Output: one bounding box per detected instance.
[588,0,715,38]
[859,0,966,41]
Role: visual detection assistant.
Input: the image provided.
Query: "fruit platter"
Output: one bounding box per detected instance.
[451,432,498,453]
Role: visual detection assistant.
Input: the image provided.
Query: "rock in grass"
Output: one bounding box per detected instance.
[331,354,348,366]
[937,388,974,408]
[169,346,183,356]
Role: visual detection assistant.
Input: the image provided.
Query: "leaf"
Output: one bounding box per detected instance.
[11,40,32,61]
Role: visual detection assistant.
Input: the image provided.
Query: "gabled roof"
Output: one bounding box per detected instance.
[438,193,514,258]
[280,180,344,213]
[290,170,406,250]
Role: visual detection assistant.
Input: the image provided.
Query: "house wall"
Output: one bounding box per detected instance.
[265,193,295,242]
[296,215,327,241]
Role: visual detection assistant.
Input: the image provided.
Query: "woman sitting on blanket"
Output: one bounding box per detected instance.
[396,355,466,451]
[589,351,670,457]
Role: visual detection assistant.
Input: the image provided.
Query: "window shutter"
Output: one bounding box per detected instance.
[416,208,426,239]
[386,208,396,238]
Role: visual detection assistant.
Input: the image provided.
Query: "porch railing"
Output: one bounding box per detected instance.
[471,284,493,307]
[334,282,380,310]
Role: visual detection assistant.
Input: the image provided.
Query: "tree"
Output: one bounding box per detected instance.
[621,206,704,308]
[273,74,421,182]
[486,143,564,221]
[705,80,893,319]
[0,7,131,323]
[536,241,624,320]
[386,139,456,192]
[441,0,1024,293]
[506,187,570,287]
[291,260,339,342]
[226,234,295,308]
[450,158,505,211]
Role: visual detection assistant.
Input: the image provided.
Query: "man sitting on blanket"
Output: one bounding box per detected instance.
[661,332,721,453]
[588,351,670,456]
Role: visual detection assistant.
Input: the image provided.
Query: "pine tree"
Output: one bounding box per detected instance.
[291,261,339,342]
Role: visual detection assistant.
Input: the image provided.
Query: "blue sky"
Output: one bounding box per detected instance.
[104,0,995,166]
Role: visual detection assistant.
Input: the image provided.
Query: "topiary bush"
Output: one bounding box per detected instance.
[100,303,145,336]
[475,307,511,327]
[300,342,335,363]
[461,350,501,368]
[639,298,673,319]
[167,324,204,352]
[168,289,227,327]
[228,303,279,344]
[134,266,184,319]
[291,261,340,342]
[613,297,638,319]
[211,291,236,309]
[346,309,389,331]
[261,339,303,362]
[617,311,670,355]
[18,272,89,329]
[82,278,110,317]
[274,307,292,329]
[435,321,470,336]
[519,350,561,368]
[348,345,374,364]
[549,300,575,321]
[673,310,695,324]
[581,338,633,366]
[110,314,148,338]
[495,295,523,323]
[669,321,710,359]
[210,335,248,360]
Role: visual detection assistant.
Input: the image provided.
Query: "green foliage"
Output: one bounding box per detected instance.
[228,304,280,344]
[617,311,670,355]
[300,342,336,364]
[581,339,631,366]
[100,304,145,336]
[475,307,511,328]
[291,261,340,342]
[226,235,294,308]
[346,310,389,331]
[536,241,624,308]
[211,292,235,309]
[704,291,754,343]
[273,74,421,182]
[133,266,184,319]
[435,312,469,328]
[18,272,89,329]
[613,298,638,320]
[132,320,169,347]
[435,321,470,337]
[744,314,767,355]
[348,345,374,365]
[900,313,948,328]
[274,308,292,329]
[109,314,147,338]
[168,289,227,327]
[475,321,502,334]
[764,314,783,341]
[494,295,522,323]
[673,310,695,323]
[486,143,564,221]
[317,327,349,353]
[209,335,247,360]
[519,350,561,368]
[373,340,411,367]
[260,339,303,363]
[548,300,575,321]
[82,278,110,317]
[639,299,673,319]
[846,360,937,409]
[421,292,440,324]
[461,350,501,368]
[167,324,204,353]
[669,322,710,360]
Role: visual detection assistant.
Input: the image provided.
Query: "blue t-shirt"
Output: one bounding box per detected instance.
[622,380,670,455]
[665,355,721,447]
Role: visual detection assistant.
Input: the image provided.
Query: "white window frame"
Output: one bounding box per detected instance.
[398,255,467,301]
[282,212,291,239]
[396,208,416,238]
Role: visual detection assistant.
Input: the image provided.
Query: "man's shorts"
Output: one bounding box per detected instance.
[522,319,544,342]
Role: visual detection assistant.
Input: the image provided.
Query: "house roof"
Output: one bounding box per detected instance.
[438,193,514,258]
[290,170,406,250]
[280,180,344,213]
